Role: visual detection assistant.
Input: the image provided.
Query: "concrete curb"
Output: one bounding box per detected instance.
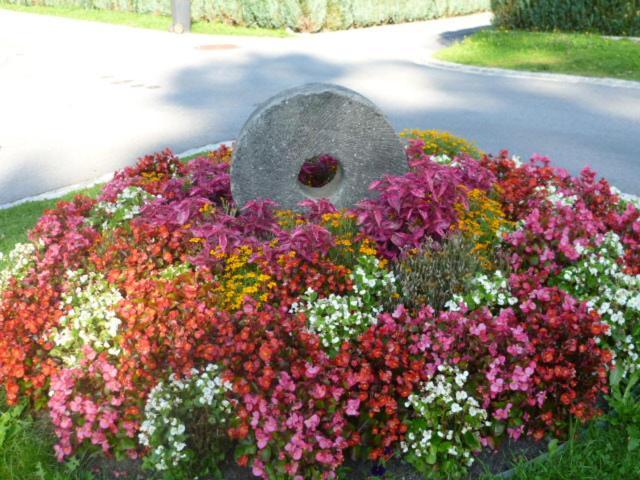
[0,141,234,210]
[421,58,640,90]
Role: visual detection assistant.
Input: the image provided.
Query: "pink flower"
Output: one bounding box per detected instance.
[255,428,270,449]
[264,416,278,434]
[310,384,327,400]
[304,414,320,430]
[315,450,335,465]
[507,425,525,440]
[493,403,512,421]
[252,459,266,477]
[304,363,320,379]
[346,398,360,416]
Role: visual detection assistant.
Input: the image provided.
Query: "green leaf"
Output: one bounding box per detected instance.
[426,446,437,465]
[548,438,560,455]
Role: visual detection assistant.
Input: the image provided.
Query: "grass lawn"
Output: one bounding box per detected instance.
[0,2,290,37]
[480,423,640,480]
[436,30,640,82]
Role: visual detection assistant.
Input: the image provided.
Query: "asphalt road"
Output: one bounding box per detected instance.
[1,10,639,205]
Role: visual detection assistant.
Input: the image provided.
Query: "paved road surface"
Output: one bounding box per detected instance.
[1,10,639,205]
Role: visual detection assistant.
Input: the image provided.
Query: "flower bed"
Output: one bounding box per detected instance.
[1,134,639,479]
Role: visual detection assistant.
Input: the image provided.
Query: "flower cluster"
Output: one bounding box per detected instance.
[454,187,513,265]
[49,269,123,366]
[139,364,234,477]
[88,186,155,230]
[0,140,636,480]
[297,155,339,188]
[209,245,275,310]
[401,129,484,160]
[447,270,517,311]
[552,232,640,375]
[48,347,137,461]
[0,242,36,293]
[291,254,395,354]
[355,146,494,258]
[402,363,488,479]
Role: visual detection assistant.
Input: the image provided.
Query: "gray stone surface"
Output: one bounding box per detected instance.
[231,83,408,210]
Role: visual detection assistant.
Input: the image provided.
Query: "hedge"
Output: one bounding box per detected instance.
[491,0,640,36]
[3,0,490,31]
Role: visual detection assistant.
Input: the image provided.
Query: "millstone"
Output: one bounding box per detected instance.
[231,83,408,210]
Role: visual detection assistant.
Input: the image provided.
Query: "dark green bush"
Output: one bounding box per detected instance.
[3,0,490,31]
[492,0,640,36]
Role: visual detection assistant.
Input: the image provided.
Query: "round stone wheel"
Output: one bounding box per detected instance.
[231,83,408,210]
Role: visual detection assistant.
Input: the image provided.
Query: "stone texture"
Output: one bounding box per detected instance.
[231,83,408,210]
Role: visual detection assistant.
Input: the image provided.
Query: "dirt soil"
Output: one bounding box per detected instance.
[89,436,547,479]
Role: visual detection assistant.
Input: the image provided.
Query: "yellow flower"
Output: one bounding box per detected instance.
[199,203,214,214]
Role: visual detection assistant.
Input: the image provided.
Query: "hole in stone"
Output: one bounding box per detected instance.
[297,155,343,199]
[298,155,339,188]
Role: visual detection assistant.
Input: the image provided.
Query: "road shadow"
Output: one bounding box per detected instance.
[158,48,640,194]
[3,44,640,205]
[437,25,490,48]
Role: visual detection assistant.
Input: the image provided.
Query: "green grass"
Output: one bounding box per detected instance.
[0,2,290,37]
[480,422,640,479]
[436,30,640,82]
[0,396,99,480]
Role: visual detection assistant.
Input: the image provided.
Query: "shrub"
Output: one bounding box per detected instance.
[393,235,483,312]
[139,365,235,478]
[3,0,491,32]
[491,0,640,36]
[355,143,495,259]
[291,254,395,354]
[401,364,488,479]
[550,232,640,378]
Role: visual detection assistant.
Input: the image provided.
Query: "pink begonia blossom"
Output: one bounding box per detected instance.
[508,425,525,440]
[494,403,513,421]
[346,398,361,416]
[304,414,320,430]
[255,429,271,449]
[252,458,266,477]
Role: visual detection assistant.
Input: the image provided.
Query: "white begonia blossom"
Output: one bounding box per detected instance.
[448,270,517,312]
[88,186,155,230]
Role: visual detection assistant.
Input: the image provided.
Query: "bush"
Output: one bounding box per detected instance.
[392,235,483,312]
[2,0,491,31]
[491,0,640,36]
[355,136,495,259]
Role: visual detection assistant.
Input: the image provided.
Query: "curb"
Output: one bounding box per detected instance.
[421,58,640,90]
[0,141,234,210]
